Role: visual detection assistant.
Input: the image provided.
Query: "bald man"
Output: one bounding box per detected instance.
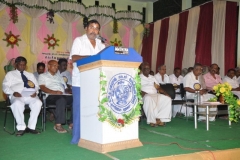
[38,60,73,133]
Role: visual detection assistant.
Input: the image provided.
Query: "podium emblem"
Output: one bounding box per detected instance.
[107,73,137,114]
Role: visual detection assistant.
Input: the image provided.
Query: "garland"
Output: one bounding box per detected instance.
[143,23,150,38]
[44,34,60,50]
[213,82,240,122]
[2,31,21,48]
[113,19,118,33]
[9,3,18,24]
[98,69,142,129]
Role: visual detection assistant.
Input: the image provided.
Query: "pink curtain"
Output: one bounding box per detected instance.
[195,2,213,66]
[225,2,237,74]
[156,18,169,71]
[141,23,154,66]
[174,11,189,69]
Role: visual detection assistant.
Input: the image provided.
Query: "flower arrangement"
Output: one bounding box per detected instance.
[110,38,122,46]
[213,82,240,122]
[44,34,60,50]
[3,31,21,48]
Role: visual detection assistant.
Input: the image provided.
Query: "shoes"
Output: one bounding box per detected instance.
[16,130,25,137]
[25,127,40,134]
[68,123,73,130]
[54,125,67,133]
[156,119,165,126]
[49,113,55,122]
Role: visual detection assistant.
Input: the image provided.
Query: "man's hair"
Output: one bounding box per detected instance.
[235,67,240,71]
[193,63,202,69]
[141,62,150,71]
[15,56,27,64]
[174,67,181,72]
[58,58,68,65]
[227,68,236,73]
[158,64,165,70]
[210,63,218,68]
[37,62,45,69]
[86,19,101,30]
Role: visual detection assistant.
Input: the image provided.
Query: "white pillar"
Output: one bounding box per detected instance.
[182,0,192,11]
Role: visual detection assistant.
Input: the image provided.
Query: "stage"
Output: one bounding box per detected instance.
[1,101,240,160]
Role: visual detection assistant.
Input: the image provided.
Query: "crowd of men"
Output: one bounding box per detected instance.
[140,62,240,127]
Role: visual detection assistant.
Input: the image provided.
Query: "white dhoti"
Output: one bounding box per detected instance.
[232,91,240,99]
[10,96,42,130]
[143,94,172,124]
[172,94,193,117]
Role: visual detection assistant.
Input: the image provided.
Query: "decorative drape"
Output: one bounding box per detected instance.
[55,1,85,51]
[151,20,161,71]
[15,0,51,54]
[116,11,142,47]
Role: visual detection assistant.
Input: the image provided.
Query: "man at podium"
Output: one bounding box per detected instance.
[69,19,106,144]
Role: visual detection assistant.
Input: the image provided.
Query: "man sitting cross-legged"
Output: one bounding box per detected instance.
[38,60,73,133]
[140,62,172,127]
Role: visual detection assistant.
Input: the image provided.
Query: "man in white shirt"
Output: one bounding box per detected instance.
[235,67,240,85]
[38,60,73,133]
[169,68,192,117]
[2,56,42,136]
[33,62,45,80]
[223,69,240,98]
[183,63,216,121]
[58,58,72,89]
[69,19,106,143]
[154,64,170,84]
[141,62,172,127]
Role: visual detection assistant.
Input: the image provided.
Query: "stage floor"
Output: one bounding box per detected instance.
[1,101,240,160]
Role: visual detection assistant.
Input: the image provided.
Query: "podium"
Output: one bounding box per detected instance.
[76,46,143,153]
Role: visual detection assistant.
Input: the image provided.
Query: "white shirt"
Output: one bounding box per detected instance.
[69,34,105,87]
[33,72,39,80]
[140,74,158,94]
[183,71,202,98]
[236,76,240,85]
[38,72,67,97]
[169,74,183,92]
[58,70,72,85]
[223,76,239,88]
[2,69,39,95]
[154,73,170,84]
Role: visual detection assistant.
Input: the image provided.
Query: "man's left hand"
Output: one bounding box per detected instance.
[31,92,37,97]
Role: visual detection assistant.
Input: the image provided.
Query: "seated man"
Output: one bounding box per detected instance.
[203,63,222,91]
[154,64,170,84]
[33,62,45,80]
[2,56,42,136]
[38,60,73,133]
[223,69,240,98]
[140,62,172,127]
[58,58,72,89]
[169,67,192,117]
[183,63,216,121]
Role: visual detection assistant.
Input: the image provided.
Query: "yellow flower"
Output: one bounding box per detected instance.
[213,86,218,91]
[220,87,225,93]
[237,100,240,105]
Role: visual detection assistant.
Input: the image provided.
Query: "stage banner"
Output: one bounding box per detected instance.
[98,67,141,129]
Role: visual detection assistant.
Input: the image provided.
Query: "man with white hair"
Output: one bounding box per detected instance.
[154,64,170,84]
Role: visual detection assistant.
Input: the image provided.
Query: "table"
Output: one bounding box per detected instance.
[186,102,231,131]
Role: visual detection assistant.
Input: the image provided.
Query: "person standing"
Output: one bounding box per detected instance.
[2,56,42,136]
[69,19,106,144]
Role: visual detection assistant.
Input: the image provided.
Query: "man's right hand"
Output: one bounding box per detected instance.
[13,92,22,97]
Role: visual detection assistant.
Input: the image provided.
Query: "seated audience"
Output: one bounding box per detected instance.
[58,58,72,89]
[203,64,222,91]
[33,62,45,80]
[235,67,240,85]
[2,56,42,136]
[183,63,216,121]
[169,68,192,117]
[223,69,240,98]
[154,64,170,84]
[38,60,73,133]
[187,67,193,73]
[150,70,154,76]
[140,62,172,127]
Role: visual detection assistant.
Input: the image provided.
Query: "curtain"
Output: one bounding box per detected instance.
[156,18,169,71]
[116,12,142,47]
[165,14,179,75]
[151,20,161,72]
[225,2,237,74]
[141,23,154,67]
[195,2,213,66]
[174,11,188,69]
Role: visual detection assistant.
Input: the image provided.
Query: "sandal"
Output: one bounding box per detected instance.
[156,119,165,126]
[150,123,157,127]
[49,113,55,122]
[53,125,67,133]
[68,123,73,130]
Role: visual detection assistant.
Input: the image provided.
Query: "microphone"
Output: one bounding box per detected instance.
[96,35,107,43]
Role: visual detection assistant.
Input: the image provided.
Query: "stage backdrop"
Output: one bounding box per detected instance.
[0,2,144,101]
[141,1,237,77]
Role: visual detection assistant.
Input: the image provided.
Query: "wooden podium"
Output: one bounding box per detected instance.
[76,46,142,153]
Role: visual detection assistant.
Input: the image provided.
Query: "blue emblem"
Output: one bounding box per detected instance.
[107,73,137,114]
